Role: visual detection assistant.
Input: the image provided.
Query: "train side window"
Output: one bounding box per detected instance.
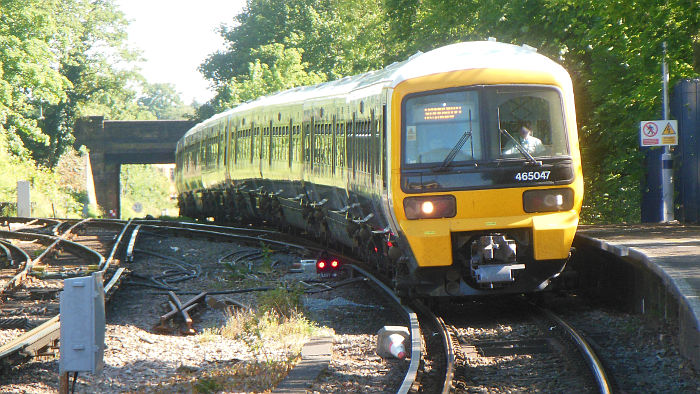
[251,126,259,163]
[293,124,301,166]
[230,126,237,165]
[335,122,345,170]
[347,119,354,176]
[281,125,289,163]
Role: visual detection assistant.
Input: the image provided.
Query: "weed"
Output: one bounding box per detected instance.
[217,289,330,362]
[193,377,222,393]
[257,286,304,319]
[258,242,273,274]
[222,261,250,281]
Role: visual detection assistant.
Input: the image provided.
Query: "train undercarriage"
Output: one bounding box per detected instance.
[178,183,570,297]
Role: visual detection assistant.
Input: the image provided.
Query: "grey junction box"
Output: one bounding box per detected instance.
[59,272,105,374]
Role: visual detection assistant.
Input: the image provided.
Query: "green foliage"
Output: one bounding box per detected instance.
[0,133,83,217]
[120,164,177,218]
[193,377,222,394]
[198,0,385,116]
[256,286,305,319]
[138,82,194,120]
[0,0,189,167]
[207,43,326,114]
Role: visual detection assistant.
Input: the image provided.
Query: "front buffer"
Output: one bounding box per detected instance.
[397,211,578,296]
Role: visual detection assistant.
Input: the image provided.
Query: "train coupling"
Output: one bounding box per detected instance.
[469,235,524,285]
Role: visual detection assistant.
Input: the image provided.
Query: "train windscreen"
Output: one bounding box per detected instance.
[403,86,568,166]
[401,86,572,192]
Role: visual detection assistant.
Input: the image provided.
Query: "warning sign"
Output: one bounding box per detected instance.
[640,120,678,147]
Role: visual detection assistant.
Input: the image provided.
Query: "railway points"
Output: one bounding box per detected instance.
[574,224,700,370]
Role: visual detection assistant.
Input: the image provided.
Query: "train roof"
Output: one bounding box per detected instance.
[181,40,570,141]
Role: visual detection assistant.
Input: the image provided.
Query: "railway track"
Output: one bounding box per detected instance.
[0,218,132,372]
[131,221,426,391]
[423,297,613,393]
[1,217,616,392]
[0,217,425,391]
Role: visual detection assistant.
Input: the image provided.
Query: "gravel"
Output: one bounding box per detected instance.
[0,233,409,393]
[545,295,700,393]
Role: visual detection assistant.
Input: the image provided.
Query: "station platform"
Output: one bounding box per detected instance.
[574,224,700,368]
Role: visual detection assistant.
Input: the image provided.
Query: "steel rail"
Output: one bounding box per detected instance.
[135,223,310,252]
[346,264,422,394]
[0,220,132,369]
[537,306,612,394]
[130,219,280,236]
[413,300,456,394]
[0,217,62,233]
[0,239,32,294]
[0,229,104,268]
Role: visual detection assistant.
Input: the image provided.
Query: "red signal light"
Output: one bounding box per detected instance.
[387,241,393,248]
[316,255,341,274]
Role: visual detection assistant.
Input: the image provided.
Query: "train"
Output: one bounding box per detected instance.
[175,40,583,297]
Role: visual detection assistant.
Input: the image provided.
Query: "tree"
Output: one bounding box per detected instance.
[199,0,386,112]
[138,82,193,120]
[200,43,326,118]
[0,0,72,158]
[0,0,158,167]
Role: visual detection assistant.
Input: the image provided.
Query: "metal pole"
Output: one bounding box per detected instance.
[661,41,674,222]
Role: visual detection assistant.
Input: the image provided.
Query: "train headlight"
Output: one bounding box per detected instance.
[403,195,456,219]
[523,188,574,213]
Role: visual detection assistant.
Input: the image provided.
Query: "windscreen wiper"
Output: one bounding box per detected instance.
[500,128,542,166]
[433,131,472,172]
[434,109,474,172]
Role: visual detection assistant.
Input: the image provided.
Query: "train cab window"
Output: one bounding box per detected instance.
[403,90,482,165]
[490,88,568,159]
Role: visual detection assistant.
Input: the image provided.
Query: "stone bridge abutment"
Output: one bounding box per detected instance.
[74,116,195,217]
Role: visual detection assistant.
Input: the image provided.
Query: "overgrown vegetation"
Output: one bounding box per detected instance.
[0,134,84,217]
[195,286,331,392]
[120,164,178,218]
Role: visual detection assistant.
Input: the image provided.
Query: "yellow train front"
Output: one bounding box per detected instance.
[389,42,583,296]
[174,40,583,297]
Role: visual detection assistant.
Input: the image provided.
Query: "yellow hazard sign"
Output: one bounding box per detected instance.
[662,123,676,135]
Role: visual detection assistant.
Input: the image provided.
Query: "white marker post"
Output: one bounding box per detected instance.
[16,181,31,217]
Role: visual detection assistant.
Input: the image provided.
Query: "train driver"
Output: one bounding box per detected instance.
[502,122,545,156]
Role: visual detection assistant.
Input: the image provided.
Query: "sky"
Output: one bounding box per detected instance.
[115,0,246,104]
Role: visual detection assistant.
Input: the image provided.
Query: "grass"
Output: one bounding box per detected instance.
[194,286,333,392]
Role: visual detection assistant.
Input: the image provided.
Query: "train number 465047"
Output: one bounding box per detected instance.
[514,171,551,181]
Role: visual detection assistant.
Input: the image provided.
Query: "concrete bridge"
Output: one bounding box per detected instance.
[74,116,196,217]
